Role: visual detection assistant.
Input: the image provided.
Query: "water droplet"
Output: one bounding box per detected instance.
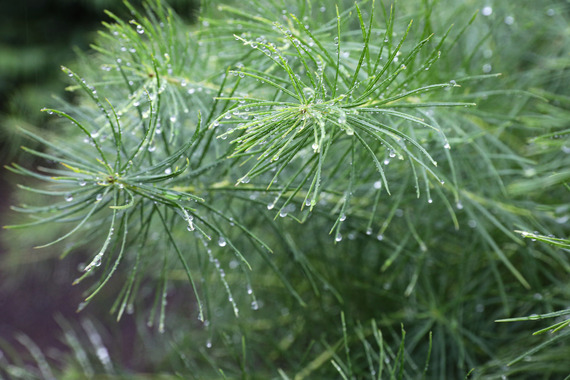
[279,210,287,218]
[96,193,103,201]
[444,143,451,149]
[428,198,433,204]
[546,8,555,16]
[251,300,259,310]
[339,214,346,221]
[335,233,342,242]
[482,6,492,16]
[77,302,88,312]
[311,143,319,152]
[373,181,382,189]
[482,63,492,73]
[468,219,477,228]
[383,159,390,165]
[456,201,463,210]
[389,150,396,158]
[206,340,212,348]
[65,194,74,202]
[164,168,172,174]
[218,237,227,247]
[136,25,144,34]
[148,145,156,152]
[78,180,87,186]
[376,234,384,241]
[504,16,514,25]
[169,116,177,123]
[366,227,373,235]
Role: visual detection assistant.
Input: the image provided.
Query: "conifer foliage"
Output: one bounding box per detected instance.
[2,0,569,378]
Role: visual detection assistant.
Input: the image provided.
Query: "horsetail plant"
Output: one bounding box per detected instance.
[2,0,569,378]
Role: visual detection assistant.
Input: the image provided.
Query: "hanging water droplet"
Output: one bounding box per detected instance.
[504,16,514,25]
[206,340,212,348]
[251,300,259,310]
[247,285,253,295]
[335,233,342,242]
[444,143,451,149]
[164,168,172,174]
[339,214,346,221]
[148,145,156,152]
[428,198,433,204]
[169,116,177,123]
[65,194,74,202]
[312,143,319,152]
[279,210,287,218]
[376,234,384,241]
[136,25,145,34]
[78,180,87,186]
[457,201,464,210]
[96,193,103,201]
[481,6,492,16]
[384,159,390,165]
[482,63,492,73]
[267,202,275,210]
[218,237,227,247]
[366,227,373,235]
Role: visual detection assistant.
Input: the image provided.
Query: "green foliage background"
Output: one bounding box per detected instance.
[1,0,569,379]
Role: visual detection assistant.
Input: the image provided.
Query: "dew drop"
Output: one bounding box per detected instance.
[279,210,287,218]
[456,201,464,210]
[339,214,346,221]
[335,233,342,242]
[96,193,103,201]
[78,180,87,186]
[311,143,319,152]
[164,168,172,174]
[169,116,177,123]
[373,180,382,189]
[482,63,492,73]
[504,16,514,25]
[428,198,433,204]
[65,194,74,202]
[136,25,144,34]
[366,227,373,235]
[251,300,259,310]
[206,340,212,348]
[482,6,492,16]
[376,234,384,241]
[218,237,227,247]
[444,143,451,149]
